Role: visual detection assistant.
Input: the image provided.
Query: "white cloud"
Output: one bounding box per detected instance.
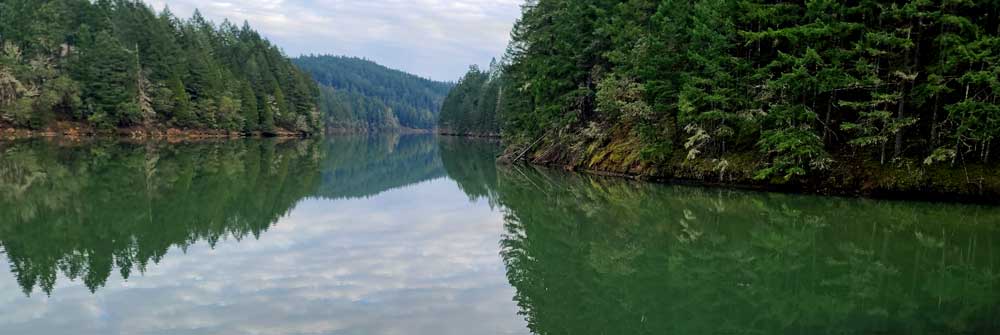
[145,0,524,81]
[0,179,528,335]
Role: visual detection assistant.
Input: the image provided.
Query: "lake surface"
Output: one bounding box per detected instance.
[0,135,999,334]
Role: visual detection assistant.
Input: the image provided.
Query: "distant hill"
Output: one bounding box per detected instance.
[293,55,453,131]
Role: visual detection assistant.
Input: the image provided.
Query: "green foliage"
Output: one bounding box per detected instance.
[72,29,136,124]
[482,159,1000,335]
[0,139,323,294]
[596,74,651,122]
[840,93,919,164]
[293,55,452,130]
[471,0,1000,179]
[167,75,195,127]
[216,94,241,131]
[438,64,502,135]
[240,81,259,132]
[0,0,319,133]
[260,93,277,134]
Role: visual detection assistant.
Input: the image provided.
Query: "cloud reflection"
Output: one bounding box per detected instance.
[0,178,526,335]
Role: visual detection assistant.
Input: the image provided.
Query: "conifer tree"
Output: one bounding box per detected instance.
[240,81,259,132]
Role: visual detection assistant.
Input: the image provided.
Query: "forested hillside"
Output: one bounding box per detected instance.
[294,55,452,131]
[451,0,1000,196]
[438,63,502,136]
[0,0,320,135]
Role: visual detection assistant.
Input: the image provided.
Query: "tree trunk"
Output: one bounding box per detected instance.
[824,93,834,143]
[894,85,906,159]
[881,140,887,165]
[930,96,940,148]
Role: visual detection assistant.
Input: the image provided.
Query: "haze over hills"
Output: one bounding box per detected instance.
[293,55,453,131]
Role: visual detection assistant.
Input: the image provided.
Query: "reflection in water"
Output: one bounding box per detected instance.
[0,139,323,295]
[0,135,999,334]
[439,137,500,204]
[0,135,449,297]
[0,135,521,335]
[317,134,444,200]
[482,165,1000,334]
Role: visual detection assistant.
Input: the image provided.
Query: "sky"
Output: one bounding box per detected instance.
[145,0,524,81]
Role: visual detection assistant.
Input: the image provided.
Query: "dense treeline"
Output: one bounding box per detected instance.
[490,166,1000,334]
[466,0,1000,182]
[438,63,503,135]
[0,139,323,294]
[294,55,452,130]
[0,0,320,134]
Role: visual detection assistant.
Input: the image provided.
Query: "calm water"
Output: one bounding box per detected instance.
[0,135,999,334]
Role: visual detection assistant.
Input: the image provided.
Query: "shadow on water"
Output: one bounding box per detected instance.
[440,143,1000,334]
[1,135,999,334]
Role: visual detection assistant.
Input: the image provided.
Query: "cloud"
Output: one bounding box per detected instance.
[144,0,524,81]
[0,178,528,335]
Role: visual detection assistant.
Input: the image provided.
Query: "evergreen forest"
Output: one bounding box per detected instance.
[0,0,321,134]
[294,55,452,131]
[442,0,1000,184]
[438,62,503,136]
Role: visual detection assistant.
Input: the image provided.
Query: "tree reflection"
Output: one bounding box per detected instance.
[445,158,1000,334]
[0,134,457,296]
[0,139,323,295]
[439,137,500,204]
[317,134,445,199]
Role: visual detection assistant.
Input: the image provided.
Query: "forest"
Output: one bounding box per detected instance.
[438,62,503,136]
[294,55,452,131]
[0,0,321,135]
[444,0,1000,190]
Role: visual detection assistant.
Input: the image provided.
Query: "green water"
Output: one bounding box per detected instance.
[0,135,998,334]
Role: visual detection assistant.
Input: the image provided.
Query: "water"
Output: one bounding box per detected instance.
[0,135,998,334]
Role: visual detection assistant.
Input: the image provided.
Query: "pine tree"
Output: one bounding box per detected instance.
[72,28,135,126]
[168,75,195,127]
[677,0,744,160]
[260,93,277,134]
[240,81,259,132]
[0,0,319,133]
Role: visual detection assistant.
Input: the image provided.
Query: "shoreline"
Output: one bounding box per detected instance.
[483,134,1000,205]
[326,127,437,135]
[437,132,501,139]
[529,163,1000,205]
[1,123,309,141]
[8,127,995,204]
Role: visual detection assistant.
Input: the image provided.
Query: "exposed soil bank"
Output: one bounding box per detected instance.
[1,122,307,141]
[437,130,501,139]
[497,132,1000,204]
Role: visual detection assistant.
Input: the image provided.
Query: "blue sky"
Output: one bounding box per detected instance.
[146,0,524,81]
